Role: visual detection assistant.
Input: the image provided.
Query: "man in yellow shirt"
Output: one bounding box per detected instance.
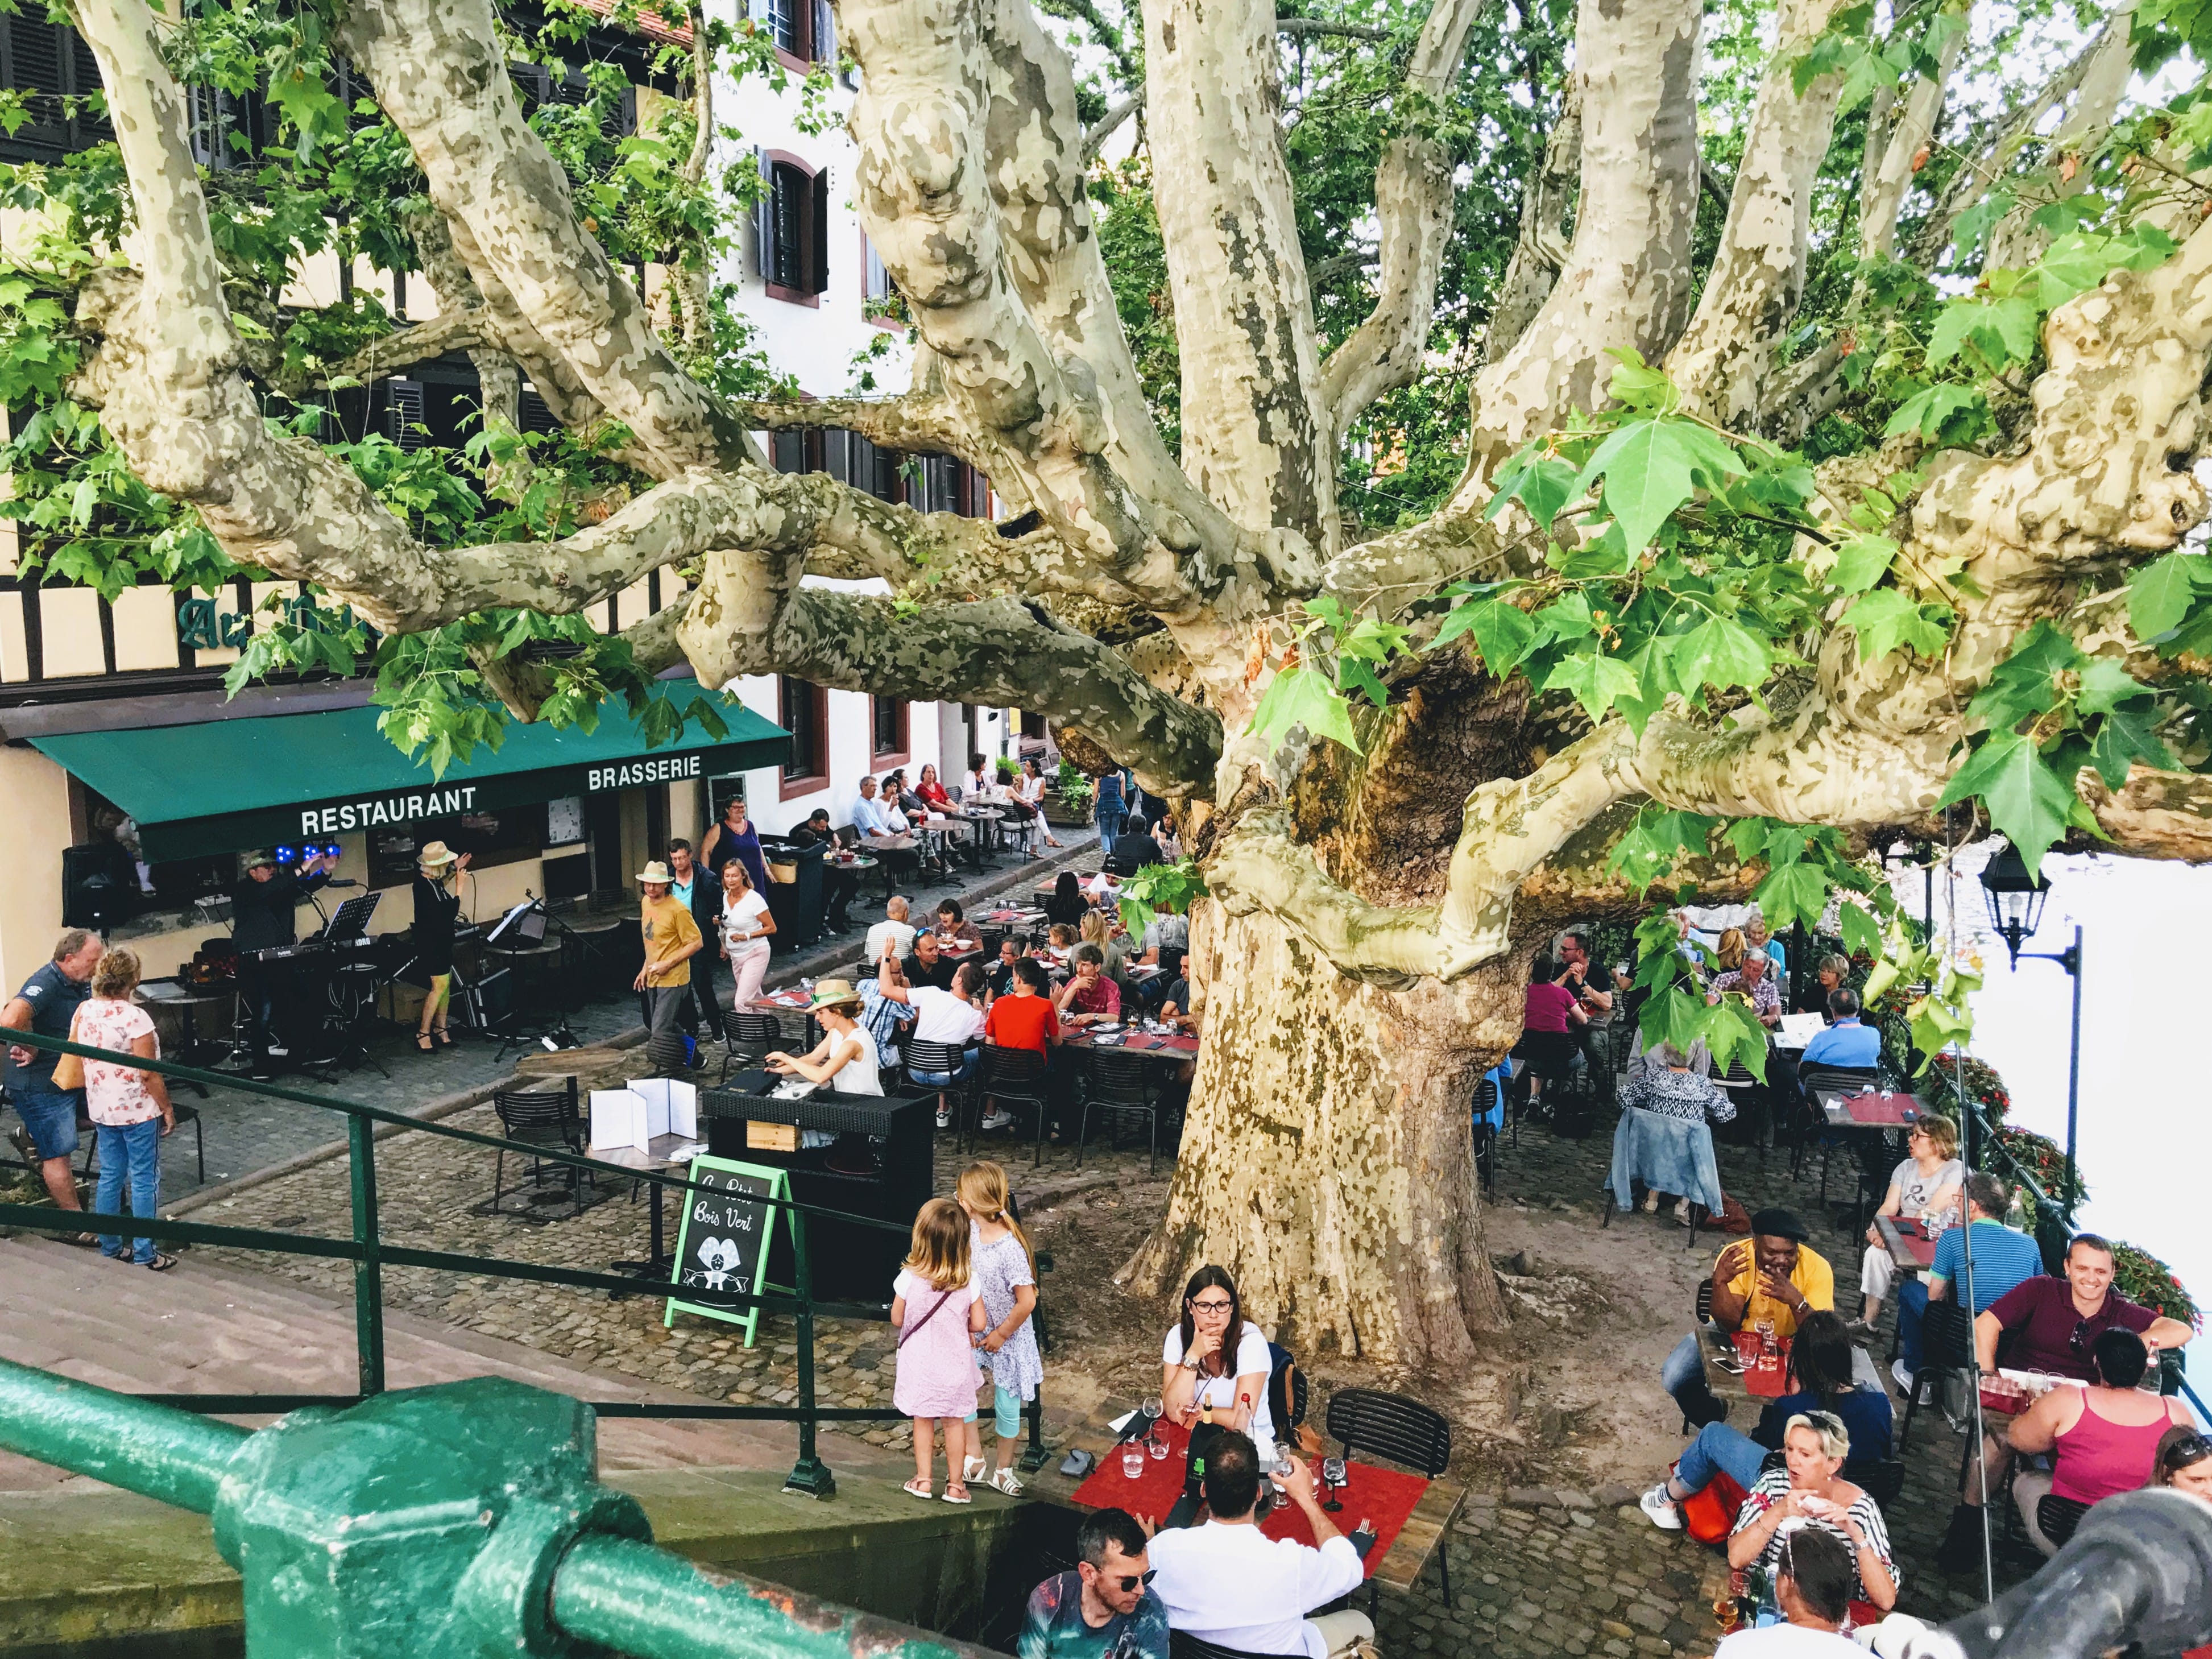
[634,860,703,1075]
[1662,1207,1833,1428]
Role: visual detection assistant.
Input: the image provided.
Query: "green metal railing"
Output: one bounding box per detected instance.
[0,1024,1047,1497]
[0,1354,1001,1659]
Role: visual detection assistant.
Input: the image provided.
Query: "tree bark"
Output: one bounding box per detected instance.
[1122,902,1511,1367]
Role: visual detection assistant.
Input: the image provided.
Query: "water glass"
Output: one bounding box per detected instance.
[1148,1432,1169,1461]
[1122,1444,1146,1480]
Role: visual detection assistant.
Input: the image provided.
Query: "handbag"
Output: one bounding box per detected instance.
[47,1009,86,1093]
[897,1286,959,1349]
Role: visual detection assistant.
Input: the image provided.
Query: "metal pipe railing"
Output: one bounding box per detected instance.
[0,1357,247,1513]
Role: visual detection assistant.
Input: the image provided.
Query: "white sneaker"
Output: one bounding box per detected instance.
[979,1110,1015,1131]
[936,1108,952,1130]
[1891,1358,1917,1397]
[1638,1483,1682,1530]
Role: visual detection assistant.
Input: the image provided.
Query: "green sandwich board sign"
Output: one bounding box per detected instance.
[664,1154,790,1348]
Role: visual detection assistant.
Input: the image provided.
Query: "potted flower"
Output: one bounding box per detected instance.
[1047,760,1093,826]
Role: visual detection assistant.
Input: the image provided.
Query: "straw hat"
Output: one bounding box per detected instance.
[636,859,673,886]
[806,978,862,1011]
[419,840,458,874]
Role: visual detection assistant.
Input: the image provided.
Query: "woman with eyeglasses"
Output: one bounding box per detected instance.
[2153,1424,2212,1497]
[2007,1327,2195,1557]
[1161,1265,1277,1461]
[1851,1113,1963,1342]
[1727,1413,1898,1614]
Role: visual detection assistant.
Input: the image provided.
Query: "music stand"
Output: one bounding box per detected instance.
[482,899,578,1059]
[322,890,382,944]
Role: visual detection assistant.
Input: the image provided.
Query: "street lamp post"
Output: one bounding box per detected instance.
[1977,843,2084,1219]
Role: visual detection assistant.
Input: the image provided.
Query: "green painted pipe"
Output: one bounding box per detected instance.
[0,1356,247,1513]
[550,1534,1001,1659]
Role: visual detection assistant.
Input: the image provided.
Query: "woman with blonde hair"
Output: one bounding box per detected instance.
[1855,1113,1964,1338]
[71,948,176,1270]
[412,841,470,1052]
[892,1197,987,1502]
[956,1161,1042,1495]
[1727,1412,1899,1613]
[1714,928,1747,973]
[1078,911,1131,988]
[717,859,776,1014]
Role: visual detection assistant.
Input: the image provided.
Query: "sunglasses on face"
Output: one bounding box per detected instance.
[1109,1569,1160,1592]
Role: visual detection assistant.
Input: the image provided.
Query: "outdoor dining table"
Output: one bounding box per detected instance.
[1812,1087,1925,1131]
[1066,1416,1439,1582]
[1875,1213,1938,1277]
[1697,1324,1886,1405]
[1059,1025,1199,1062]
[598,1132,697,1298]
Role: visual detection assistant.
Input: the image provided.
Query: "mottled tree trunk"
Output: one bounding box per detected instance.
[1124,900,1515,1367]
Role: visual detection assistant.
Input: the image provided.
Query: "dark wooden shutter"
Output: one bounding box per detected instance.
[387,380,426,449]
[66,28,109,146]
[813,0,835,64]
[755,147,777,284]
[809,164,829,294]
[518,384,561,434]
[5,19,71,153]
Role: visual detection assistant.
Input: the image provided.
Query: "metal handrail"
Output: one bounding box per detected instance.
[0,1356,997,1659]
[0,1023,935,1495]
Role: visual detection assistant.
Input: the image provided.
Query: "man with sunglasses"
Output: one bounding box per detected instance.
[1018,1508,1168,1659]
[1937,1231,2196,1571]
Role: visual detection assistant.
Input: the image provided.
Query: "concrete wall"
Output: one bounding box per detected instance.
[0,746,74,994]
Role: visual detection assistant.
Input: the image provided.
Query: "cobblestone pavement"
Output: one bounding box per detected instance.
[191,1042,2046,1655]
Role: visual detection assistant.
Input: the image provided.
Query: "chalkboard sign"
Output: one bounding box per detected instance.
[663,1154,790,1347]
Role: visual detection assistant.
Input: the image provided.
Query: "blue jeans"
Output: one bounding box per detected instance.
[910,1056,976,1089]
[1896,1276,1931,1375]
[1675,1421,1768,1496]
[1096,807,1126,846]
[94,1118,161,1264]
[1663,1331,1714,1418]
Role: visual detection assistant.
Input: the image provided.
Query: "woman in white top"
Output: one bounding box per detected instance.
[718,862,776,1015]
[1013,757,1063,851]
[962,754,996,801]
[765,979,884,1095]
[1161,1265,1276,1461]
[1856,1113,1965,1334]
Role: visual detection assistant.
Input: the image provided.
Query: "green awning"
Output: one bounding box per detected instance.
[32,696,789,862]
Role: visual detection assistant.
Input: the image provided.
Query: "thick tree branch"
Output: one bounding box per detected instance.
[1273,17,1391,40]
[1480,82,1581,365]
[1082,92,1142,163]
[1317,0,1490,442]
[333,0,756,479]
[1666,0,1853,424]
[1857,13,1966,265]
[678,553,1224,793]
[335,309,500,382]
[1455,0,1703,495]
[2078,763,2212,861]
[1141,0,1335,547]
[733,394,974,455]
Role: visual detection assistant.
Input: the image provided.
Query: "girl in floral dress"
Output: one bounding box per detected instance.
[958,1160,1042,1495]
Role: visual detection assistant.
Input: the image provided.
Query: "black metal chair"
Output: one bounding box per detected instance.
[902,1039,975,1129]
[972,1043,1053,1166]
[2037,1492,2089,1550]
[1898,1298,1974,1454]
[1324,1386,1453,1613]
[1472,1071,1502,1197]
[488,1078,589,1218]
[716,1010,788,1083]
[1793,1064,1882,1185]
[1267,1341,1310,1435]
[78,1102,205,1185]
[1075,1046,1166,1174]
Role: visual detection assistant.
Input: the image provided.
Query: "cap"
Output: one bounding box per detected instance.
[245,849,277,870]
[1748,1207,1812,1243]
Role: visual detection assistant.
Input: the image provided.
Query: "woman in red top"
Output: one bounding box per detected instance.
[1520,953,1585,1107]
[917,764,954,812]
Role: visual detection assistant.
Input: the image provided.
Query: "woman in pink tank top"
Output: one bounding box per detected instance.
[2005,1328,2191,1556]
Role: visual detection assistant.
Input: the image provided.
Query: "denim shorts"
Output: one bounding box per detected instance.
[12,1085,81,1160]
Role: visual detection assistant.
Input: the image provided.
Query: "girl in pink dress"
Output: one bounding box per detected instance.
[892,1197,987,1502]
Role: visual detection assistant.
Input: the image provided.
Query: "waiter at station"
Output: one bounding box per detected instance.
[231,847,338,1067]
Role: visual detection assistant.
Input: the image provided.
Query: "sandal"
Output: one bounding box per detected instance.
[434,1027,455,1049]
[417,1033,434,1052]
[61,1231,101,1249]
[902,1477,934,1500]
[143,1253,179,1272]
[989,1467,1024,1497]
[963,1455,987,1482]
[941,1481,972,1505]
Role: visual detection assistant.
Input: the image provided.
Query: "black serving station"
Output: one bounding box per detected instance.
[701,1070,935,1305]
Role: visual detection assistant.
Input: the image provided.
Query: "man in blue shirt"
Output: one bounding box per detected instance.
[1799,988,1882,1069]
[1018,1507,1167,1659]
[2,929,102,1239]
[1894,1171,2043,1388]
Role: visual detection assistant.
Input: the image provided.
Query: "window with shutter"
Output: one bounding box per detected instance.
[386,380,427,450]
[759,152,824,304]
[66,30,109,146]
[2,19,71,156]
[812,0,837,65]
[518,384,561,434]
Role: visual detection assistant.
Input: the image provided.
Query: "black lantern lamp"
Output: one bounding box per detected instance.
[1976,839,2083,1227]
[1978,842,2052,969]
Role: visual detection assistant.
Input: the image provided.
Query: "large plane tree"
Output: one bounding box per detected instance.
[13,0,2212,1364]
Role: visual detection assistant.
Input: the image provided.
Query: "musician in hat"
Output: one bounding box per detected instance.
[412,841,471,1053]
[635,859,704,1074]
[230,845,337,1066]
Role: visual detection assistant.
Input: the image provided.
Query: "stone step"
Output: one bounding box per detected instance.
[0,1237,899,1492]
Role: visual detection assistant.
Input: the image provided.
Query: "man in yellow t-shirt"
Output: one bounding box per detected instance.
[634,860,703,1075]
[1662,1207,1833,1428]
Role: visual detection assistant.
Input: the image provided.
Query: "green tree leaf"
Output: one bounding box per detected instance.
[2126,552,2207,644]
[1828,533,1899,594]
[1543,650,1642,723]
[1573,417,1745,552]
[1838,900,1883,959]
[2086,705,2176,787]
[1965,618,2082,733]
[1843,589,1954,663]
[1924,295,2040,373]
[1248,665,1363,754]
[2074,657,2153,718]
[1936,731,2078,871]
[1670,616,1771,695]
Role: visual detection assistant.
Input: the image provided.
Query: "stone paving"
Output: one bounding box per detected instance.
[175,1014,2052,1655]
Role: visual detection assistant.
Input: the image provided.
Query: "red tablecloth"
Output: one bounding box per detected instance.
[1068,1421,1426,1579]
[1841,1092,1919,1126]
[1731,1333,1792,1399]
[750,991,811,1011]
[1890,1218,1938,1267]
[1121,1033,1200,1054]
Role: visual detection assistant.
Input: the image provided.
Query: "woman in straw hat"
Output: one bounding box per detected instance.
[412,841,470,1052]
[764,979,884,1095]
